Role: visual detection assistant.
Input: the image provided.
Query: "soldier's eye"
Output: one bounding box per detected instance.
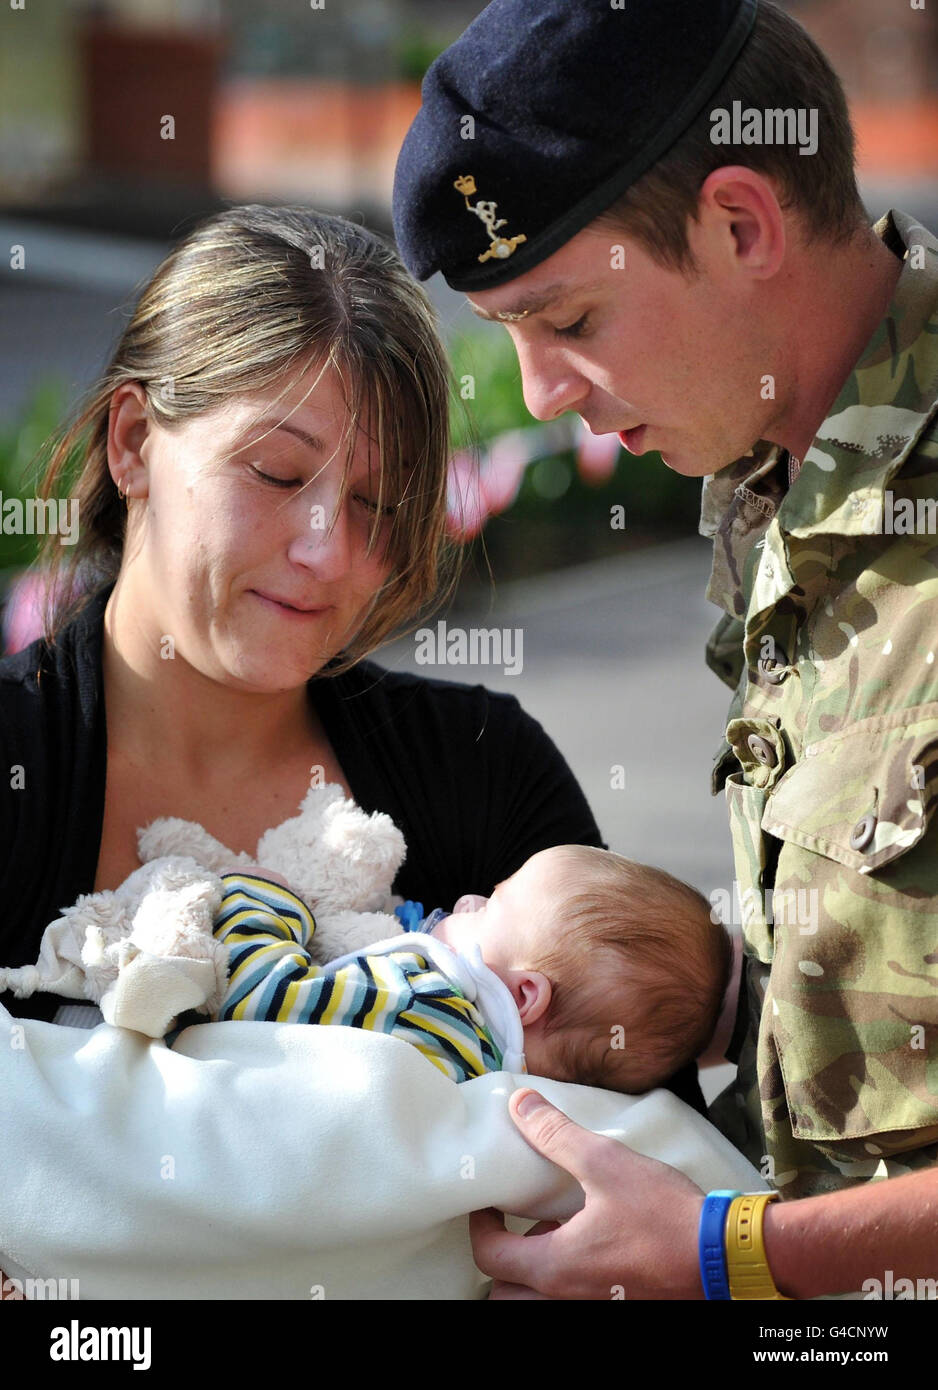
[555,314,590,340]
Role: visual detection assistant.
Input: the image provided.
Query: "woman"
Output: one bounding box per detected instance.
[1,205,603,977]
[0,205,700,1296]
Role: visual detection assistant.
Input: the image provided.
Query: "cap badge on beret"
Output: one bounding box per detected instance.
[393,0,760,291]
[454,174,528,265]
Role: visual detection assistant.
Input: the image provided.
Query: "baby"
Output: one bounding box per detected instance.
[207,843,733,1094]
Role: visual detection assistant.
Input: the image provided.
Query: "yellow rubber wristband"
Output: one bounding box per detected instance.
[725,1192,791,1300]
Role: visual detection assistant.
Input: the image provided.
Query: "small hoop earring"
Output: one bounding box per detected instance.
[117,478,126,501]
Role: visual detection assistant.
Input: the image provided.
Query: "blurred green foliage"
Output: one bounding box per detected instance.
[447,330,703,536]
[0,377,75,575]
[392,27,449,82]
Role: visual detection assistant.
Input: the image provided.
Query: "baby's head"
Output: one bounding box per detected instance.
[435,845,731,1094]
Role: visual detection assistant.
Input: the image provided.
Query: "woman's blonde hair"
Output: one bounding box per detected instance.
[34,203,457,672]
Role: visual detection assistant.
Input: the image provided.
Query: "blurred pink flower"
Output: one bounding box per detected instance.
[2,571,47,654]
[2,568,85,655]
[481,430,528,515]
[446,450,489,540]
[445,418,622,540]
[576,420,620,483]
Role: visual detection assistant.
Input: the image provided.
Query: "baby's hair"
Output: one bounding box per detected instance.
[532,846,732,1095]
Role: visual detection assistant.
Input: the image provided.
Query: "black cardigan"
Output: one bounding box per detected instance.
[0,582,705,1113]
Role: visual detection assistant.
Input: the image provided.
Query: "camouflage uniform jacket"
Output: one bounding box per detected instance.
[704,209,938,1199]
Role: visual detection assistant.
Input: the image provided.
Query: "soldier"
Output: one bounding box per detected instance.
[393,0,938,1298]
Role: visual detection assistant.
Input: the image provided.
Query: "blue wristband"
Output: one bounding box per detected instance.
[698,1190,741,1300]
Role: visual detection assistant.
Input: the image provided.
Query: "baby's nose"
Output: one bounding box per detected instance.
[453,894,488,914]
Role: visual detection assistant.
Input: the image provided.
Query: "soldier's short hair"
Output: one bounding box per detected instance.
[594,0,868,278]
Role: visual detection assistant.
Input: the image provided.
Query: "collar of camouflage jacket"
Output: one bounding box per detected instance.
[699,207,938,619]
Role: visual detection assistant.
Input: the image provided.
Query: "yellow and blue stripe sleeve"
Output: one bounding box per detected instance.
[215,873,324,1022]
[211,878,504,1080]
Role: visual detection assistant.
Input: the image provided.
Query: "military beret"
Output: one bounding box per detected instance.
[393,0,759,291]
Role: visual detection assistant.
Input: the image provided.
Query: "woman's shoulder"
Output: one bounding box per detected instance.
[329,657,533,728]
[0,584,110,968]
[321,657,581,804]
[0,631,56,692]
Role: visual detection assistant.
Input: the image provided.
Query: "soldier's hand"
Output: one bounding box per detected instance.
[470,1088,705,1300]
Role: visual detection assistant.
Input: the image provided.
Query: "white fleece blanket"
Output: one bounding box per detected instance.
[0,1007,765,1300]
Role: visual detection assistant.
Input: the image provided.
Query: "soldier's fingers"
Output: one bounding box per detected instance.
[470,1209,564,1292]
[523,1220,562,1237]
[488,1278,555,1300]
[507,1088,625,1188]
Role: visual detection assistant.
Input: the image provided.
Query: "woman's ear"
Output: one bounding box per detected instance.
[107,382,152,501]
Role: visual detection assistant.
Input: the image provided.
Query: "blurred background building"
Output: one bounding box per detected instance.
[2,0,936,224]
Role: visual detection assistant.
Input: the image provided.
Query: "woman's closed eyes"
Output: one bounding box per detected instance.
[248,462,396,516]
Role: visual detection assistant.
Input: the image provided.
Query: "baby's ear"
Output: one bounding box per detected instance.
[513,969,552,1024]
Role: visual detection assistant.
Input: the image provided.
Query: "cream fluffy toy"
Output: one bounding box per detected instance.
[138,781,407,957]
[0,784,408,1038]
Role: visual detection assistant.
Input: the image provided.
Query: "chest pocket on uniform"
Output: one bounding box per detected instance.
[763,707,938,872]
[756,704,938,1149]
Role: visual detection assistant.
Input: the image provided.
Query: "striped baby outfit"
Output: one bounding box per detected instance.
[213,873,524,1084]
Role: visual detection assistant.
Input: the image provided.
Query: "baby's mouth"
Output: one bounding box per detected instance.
[453,894,488,914]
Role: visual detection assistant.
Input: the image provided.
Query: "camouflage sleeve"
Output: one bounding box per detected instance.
[705,610,747,692]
